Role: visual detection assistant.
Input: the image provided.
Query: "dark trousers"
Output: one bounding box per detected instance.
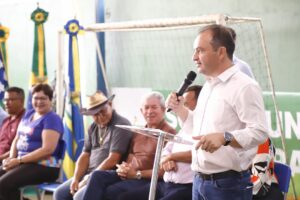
[0,163,59,200]
[118,181,193,200]
[253,183,284,200]
[82,170,150,200]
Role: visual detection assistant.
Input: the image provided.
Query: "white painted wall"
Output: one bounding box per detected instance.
[0,0,97,98]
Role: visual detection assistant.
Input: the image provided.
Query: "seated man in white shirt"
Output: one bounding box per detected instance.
[118,85,202,200]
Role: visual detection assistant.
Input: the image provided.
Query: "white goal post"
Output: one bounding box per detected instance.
[57,13,282,144]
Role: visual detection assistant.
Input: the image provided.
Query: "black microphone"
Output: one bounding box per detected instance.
[167,71,197,112]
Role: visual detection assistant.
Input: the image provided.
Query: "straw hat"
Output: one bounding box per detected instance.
[80,91,115,115]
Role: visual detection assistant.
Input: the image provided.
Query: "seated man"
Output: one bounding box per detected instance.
[54,91,133,200]
[0,87,25,162]
[251,138,283,200]
[82,91,177,200]
[118,85,202,200]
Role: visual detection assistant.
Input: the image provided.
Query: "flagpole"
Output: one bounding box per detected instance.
[57,30,65,117]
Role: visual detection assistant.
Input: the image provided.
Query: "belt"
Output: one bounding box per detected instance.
[197,170,249,181]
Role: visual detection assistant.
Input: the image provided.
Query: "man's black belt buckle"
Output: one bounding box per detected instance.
[197,170,247,181]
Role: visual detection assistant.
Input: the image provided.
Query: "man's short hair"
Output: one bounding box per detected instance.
[185,85,202,100]
[226,27,236,41]
[6,87,25,100]
[140,91,166,109]
[199,24,235,60]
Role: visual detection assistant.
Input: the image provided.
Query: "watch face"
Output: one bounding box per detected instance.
[136,171,142,179]
[224,132,233,146]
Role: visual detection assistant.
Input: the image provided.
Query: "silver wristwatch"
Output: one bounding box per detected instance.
[224,131,233,146]
[136,170,142,180]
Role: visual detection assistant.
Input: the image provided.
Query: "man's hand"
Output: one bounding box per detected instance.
[165,92,184,113]
[70,179,79,195]
[116,162,136,179]
[160,155,177,172]
[116,162,130,179]
[193,133,225,153]
[78,174,90,190]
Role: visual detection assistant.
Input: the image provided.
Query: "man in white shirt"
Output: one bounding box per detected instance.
[166,24,268,200]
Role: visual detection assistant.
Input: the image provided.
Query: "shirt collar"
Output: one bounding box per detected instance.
[217,64,239,82]
[205,65,239,86]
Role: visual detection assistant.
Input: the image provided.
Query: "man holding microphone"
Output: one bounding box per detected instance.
[166,24,268,200]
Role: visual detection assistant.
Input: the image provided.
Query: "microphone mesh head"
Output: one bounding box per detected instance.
[187,71,197,81]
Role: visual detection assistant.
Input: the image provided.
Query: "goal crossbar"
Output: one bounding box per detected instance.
[84,14,261,32]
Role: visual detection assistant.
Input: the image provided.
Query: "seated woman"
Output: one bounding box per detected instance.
[0,83,64,200]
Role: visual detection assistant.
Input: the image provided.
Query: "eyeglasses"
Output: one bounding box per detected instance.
[33,97,49,101]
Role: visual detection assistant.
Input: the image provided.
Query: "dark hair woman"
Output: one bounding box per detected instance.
[0,83,64,200]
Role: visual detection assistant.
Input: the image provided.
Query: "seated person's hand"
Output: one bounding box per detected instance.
[161,160,177,172]
[78,174,90,189]
[2,158,19,171]
[116,161,136,179]
[70,179,79,195]
[160,155,178,172]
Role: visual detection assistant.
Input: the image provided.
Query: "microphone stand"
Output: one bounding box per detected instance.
[148,131,165,200]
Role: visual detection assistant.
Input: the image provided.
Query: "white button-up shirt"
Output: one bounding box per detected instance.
[162,131,194,184]
[181,65,268,174]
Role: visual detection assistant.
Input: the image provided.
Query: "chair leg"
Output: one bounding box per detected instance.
[20,188,24,200]
[283,193,287,200]
[33,187,41,200]
[40,190,46,200]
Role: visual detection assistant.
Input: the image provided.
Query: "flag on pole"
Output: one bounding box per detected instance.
[27,7,48,109]
[0,25,9,107]
[62,19,85,179]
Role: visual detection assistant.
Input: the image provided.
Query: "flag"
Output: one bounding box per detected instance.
[0,25,9,107]
[62,19,85,180]
[27,7,48,109]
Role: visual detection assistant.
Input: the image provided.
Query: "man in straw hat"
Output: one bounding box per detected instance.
[54,91,133,200]
[81,91,177,200]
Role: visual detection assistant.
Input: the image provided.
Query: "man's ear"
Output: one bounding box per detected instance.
[218,46,227,60]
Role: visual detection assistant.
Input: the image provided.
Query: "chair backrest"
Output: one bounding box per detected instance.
[57,139,66,160]
[274,162,291,193]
